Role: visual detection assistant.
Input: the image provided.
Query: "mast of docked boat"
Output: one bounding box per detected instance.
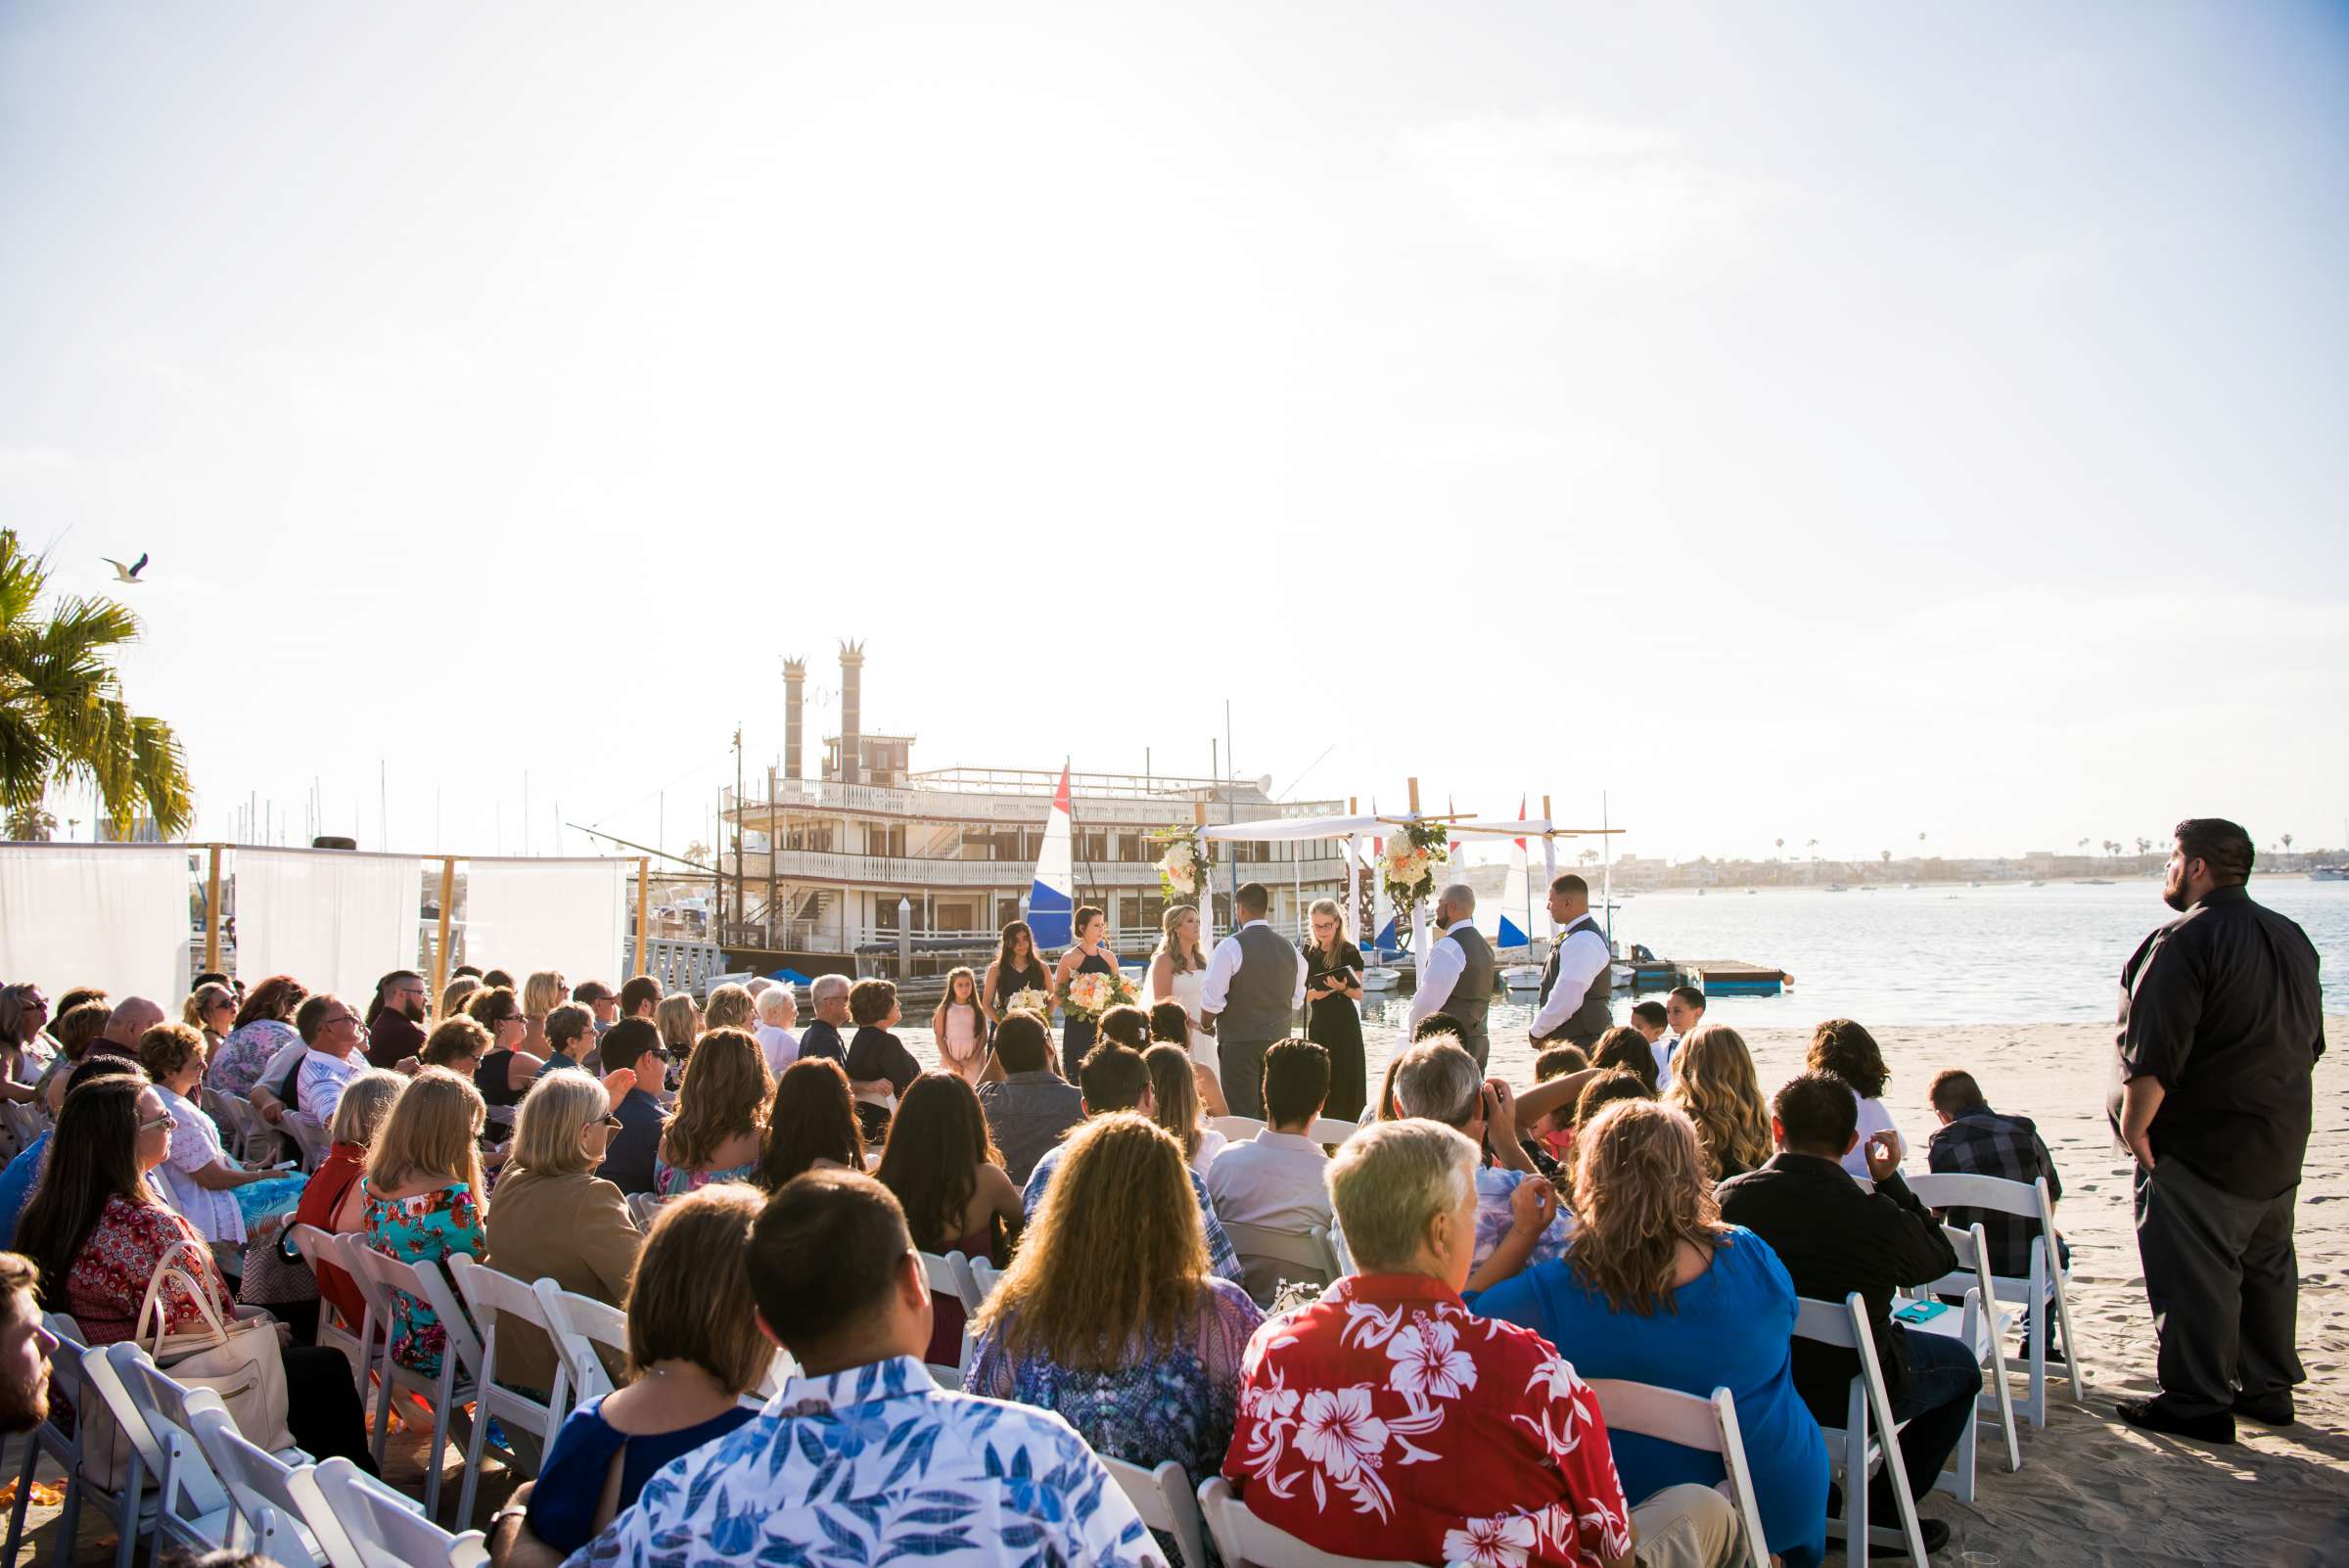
[1602,790,1614,947]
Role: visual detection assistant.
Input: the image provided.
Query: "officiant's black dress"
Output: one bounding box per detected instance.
[1307,939,1367,1122]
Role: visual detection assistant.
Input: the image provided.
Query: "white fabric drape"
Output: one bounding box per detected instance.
[0,845,191,1005]
[234,849,420,1005]
[463,857,627,987]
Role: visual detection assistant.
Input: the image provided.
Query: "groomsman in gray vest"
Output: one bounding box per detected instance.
[1530,873,1614,1049]
[1200,881,1308,1118]
[1407,883,1497,1067]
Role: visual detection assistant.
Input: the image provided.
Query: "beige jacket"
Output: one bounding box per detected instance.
[482,1167,643,1395]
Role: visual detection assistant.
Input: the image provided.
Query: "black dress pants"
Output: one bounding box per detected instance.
[2134,1154,2303,1416]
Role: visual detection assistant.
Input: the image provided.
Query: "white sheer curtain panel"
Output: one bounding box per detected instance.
[462,857,627,987]
[233,848,421,1004]
[0,845,192,1004]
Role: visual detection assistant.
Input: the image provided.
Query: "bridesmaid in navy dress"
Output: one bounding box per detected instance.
[1051,905,1120,1080]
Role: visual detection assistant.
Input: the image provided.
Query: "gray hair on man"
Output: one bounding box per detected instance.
[1388,1039,1483,1129]
[810,973,851,1005]
[1327,1119,1479,1273]
[756,985,797,1025]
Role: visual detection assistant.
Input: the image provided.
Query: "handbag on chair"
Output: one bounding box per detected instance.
[88,1239,298,1489]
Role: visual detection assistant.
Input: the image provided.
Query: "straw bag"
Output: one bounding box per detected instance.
[87,1240,296,1489]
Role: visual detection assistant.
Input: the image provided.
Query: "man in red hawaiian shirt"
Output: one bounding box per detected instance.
[1224,1119,1741,1568]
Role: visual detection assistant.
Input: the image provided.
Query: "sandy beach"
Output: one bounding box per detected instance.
[1718,1016,2349,1568]
[6,1016,2342,1566]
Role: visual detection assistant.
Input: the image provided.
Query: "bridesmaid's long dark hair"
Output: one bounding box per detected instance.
[993,921,1043,983]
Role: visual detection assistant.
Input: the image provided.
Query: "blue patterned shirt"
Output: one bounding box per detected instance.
[561,1356,1166,1568]
[1023,1143,1246,1285]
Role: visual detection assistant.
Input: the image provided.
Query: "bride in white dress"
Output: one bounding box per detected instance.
[1145,904,1224,1096]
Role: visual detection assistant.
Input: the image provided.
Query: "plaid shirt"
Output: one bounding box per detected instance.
[1926,1108,2062,1277]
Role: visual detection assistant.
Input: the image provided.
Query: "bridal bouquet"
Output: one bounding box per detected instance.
[1063,969,1136,1021]
[1004,988,1052,1018]
[1381,822,1450,912]
[1150,825,1212,900]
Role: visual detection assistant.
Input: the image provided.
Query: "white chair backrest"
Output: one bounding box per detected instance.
[1196,1475,1415,1568]
[925,1361,964,1391]
[626,1191,664,1228]
[1211,1115,1266,1142]
[283,1111,331,1171]
[188,1402,357,1567]
[297,1455,488,1568]
[534,1279,630,1405]
[1104,1456,1211,1568]
[1586,1381,1770,1568]
[1221,1221,1338,1304]
[448,1255,568,1401]
[106,1345,235,1510]
[342,1242,484,1385]
[1321,1222,1354,1276]
[966,1256,1002,1301]
[918,1250,966,1302]
[1304,1117,1359,1145]
[1903,1170,2039,1220]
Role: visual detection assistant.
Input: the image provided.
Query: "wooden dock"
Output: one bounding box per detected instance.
[1676,958,1789,996]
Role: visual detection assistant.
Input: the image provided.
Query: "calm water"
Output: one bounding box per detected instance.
[895,879,2346,1084]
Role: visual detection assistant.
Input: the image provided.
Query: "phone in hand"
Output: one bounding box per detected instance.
[1894,1299,1952,1324]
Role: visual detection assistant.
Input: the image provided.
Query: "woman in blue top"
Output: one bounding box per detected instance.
[523,1184,769,1556]
[1477,1099,1829,1568]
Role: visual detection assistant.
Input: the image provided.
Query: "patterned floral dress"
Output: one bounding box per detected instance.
[651,1156,760,1198]
[968,1278,1263,1563]
[63,1195,228,1345]
[207,1018,299,1098]
[361,1177,483,1375]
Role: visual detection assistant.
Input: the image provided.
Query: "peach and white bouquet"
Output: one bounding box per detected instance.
[1063,969,1136,1020]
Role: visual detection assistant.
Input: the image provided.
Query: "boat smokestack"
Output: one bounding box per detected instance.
[782,658,806,782]
[839,640,864,786]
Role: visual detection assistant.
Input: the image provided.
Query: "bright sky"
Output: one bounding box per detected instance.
[4,2,2345,866]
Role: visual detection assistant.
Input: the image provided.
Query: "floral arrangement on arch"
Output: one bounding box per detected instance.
[1380,820,1450,913]
[1063,968,1138,1021]
[1149,824,1212,901]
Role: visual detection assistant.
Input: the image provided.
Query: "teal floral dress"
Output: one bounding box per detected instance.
[652,1156,759,1198]
[361,1177,483,1375]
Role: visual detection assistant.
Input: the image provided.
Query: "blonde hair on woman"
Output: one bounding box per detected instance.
[702,983,757,1036]
[970,1113,1208,1372]
[1155,904,1203,974]
[1665,1023,1772,1180]
[656,993,701,1056]
[1306,897,1344,948]
[1142,1043,1205,1163]
[511,1070,611,1178]
[1568,1099,1733,1315]
[439,974,482,1022]
[183,982,234,1031]
[522,970,570,1020]
[329,1069,405,1146]
[624,1183,772,1389]
[366,1066,486,1213]
[661,1028,770,1171]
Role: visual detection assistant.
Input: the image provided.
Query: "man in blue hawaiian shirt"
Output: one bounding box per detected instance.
[533,1171,1165,1568]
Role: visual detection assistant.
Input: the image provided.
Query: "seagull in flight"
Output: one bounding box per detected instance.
[103,552,149,584]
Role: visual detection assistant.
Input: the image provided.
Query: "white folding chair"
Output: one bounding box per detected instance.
[1924,1222,2022,1485]
[282,1111,331,1173]
[965,1256,1002,1301]
[1210,1115,1267,1143]
[187,1402,368,1567]
[1794,1292,1931,1567]
[625,1191,665,1228]
[1321,1222,1354,1277]
[293,1454,488,1568]
[532,1279,629,1407]
[1905,1171,2084,1425]
[104,1347,246,1565]
[1195,1475,1418,1567]
[1585,1380,1771,1568]
[338,1243,485,1521]
[3,1314,147,1568]
[287,1223,375,1394]
[1304,1117,1359,1145]
[71,1328,177,1568]
[1103,1455,1211,1568]
[1221,1222,1340,1306]
[446,1256,570,1526]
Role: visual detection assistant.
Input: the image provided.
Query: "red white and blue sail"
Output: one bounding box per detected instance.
[1499,797,1533,947]
[1028,764,1077,948]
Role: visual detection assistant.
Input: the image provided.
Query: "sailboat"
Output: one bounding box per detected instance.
[1361,829,1403,989]
[1495,804,1543,992]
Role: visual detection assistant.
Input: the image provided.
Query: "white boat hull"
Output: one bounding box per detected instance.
[1360,966,1402,992]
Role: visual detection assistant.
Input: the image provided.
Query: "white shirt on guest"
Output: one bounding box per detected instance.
[756,1025,801,1078]
[1841,1093,1905,1178]
[297,1048,363,1126]
[1206,1128,1332,1233]
[1529,924,1613,1039]
[1199,920,1308,1015]
[1653,1034,1681,1090]
[1407,926,1470,1029]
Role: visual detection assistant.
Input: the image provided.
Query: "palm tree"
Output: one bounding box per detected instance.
[2282,833,2294,852]
[1880,849,1892,865]
[0,529,193,838]
[3,803,56,841]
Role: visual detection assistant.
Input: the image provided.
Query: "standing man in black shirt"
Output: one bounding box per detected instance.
[2111,817,2325,1443]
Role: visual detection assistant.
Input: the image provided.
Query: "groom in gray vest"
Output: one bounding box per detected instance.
[1200,881,1308,1119]
[1408,883,1497,1067]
